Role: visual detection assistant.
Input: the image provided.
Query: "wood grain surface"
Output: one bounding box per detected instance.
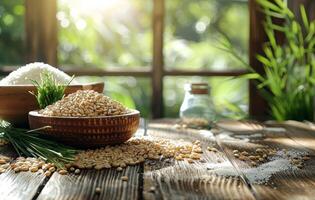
[37,166,142,200]
[216,121,315,200]
[0,145,47,200]
[2,119,315,199]
[144,121,255,200]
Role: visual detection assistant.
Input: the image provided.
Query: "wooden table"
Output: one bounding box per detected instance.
[1,119,315,200]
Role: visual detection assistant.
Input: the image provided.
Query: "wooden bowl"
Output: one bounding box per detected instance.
[28,110,140,148]
[0,82,104,127]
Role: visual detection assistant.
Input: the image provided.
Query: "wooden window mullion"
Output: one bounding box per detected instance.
[152,0,165,119]
[25,0,57,66]
[248,0,269,120]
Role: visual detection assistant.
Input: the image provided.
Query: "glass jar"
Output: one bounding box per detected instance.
[179,83,216,128]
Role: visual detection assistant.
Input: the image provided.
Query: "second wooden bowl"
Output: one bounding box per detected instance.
[28,110,140,148]
[0,82,104,127]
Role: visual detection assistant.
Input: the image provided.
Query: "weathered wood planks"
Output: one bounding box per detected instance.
[274,122,315,151]
[0,169,47,200]
[0,145,47,200]
[216,121,315,200]
[36,166,142,200]
[144,121,255,200]
[3,119,315,199]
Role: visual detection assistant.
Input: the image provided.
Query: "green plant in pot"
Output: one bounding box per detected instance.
[220,0,315,121]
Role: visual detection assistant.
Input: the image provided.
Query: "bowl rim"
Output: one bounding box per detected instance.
[29,109,140,119]
[0,81,104,88]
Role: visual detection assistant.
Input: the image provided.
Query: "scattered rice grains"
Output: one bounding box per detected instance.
[0,139,9,146]
[0,156,10,174]
[0,137,204,177]
[1,136,312,186]
[209,148,311,184]
[95,187,102,194]
[121,176,128,181]
[8,156,78,177]
[175,118,210,129]
[71,137,204,170]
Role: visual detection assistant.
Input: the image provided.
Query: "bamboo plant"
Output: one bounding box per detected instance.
[220,0,315,121]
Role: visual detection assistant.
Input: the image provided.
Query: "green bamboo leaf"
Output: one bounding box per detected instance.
[289,41,300,57]
[256,54,271,66]
[274,46,283,58]
[292,21,299,34]
[307,38,315,51]
[238,73,262,80]
[284,7,295,19]
[264,68,280,96]
[271,104,284,121]
[305,64,311,79]
[281,74,287,88]
[309,77,315,85]
[273,0,286,9]
[263,9,285,19]
[267,23,286,32]
[215,36,255,73]
[306,22,315,42]
[256,0,282,12]
[263,46,275,61]
[264,17,278,49]
[257,81,268,89]
[300,5,309,30]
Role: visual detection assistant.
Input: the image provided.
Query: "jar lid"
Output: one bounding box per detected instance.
[184,83,210,94]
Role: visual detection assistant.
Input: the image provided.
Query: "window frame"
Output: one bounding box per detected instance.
[2,0,272,119]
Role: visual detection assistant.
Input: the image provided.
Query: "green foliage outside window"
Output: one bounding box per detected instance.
[0,0,249,119]
[0,0,25,65]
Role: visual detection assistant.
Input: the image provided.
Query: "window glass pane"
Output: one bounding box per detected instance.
[58,0,152,69]
[0,0,25,65]
[74,76,151,118]
[165,0,248,70]
[163,76,248,119]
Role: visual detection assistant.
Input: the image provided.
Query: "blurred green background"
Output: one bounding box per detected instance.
[0,0,249,119]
